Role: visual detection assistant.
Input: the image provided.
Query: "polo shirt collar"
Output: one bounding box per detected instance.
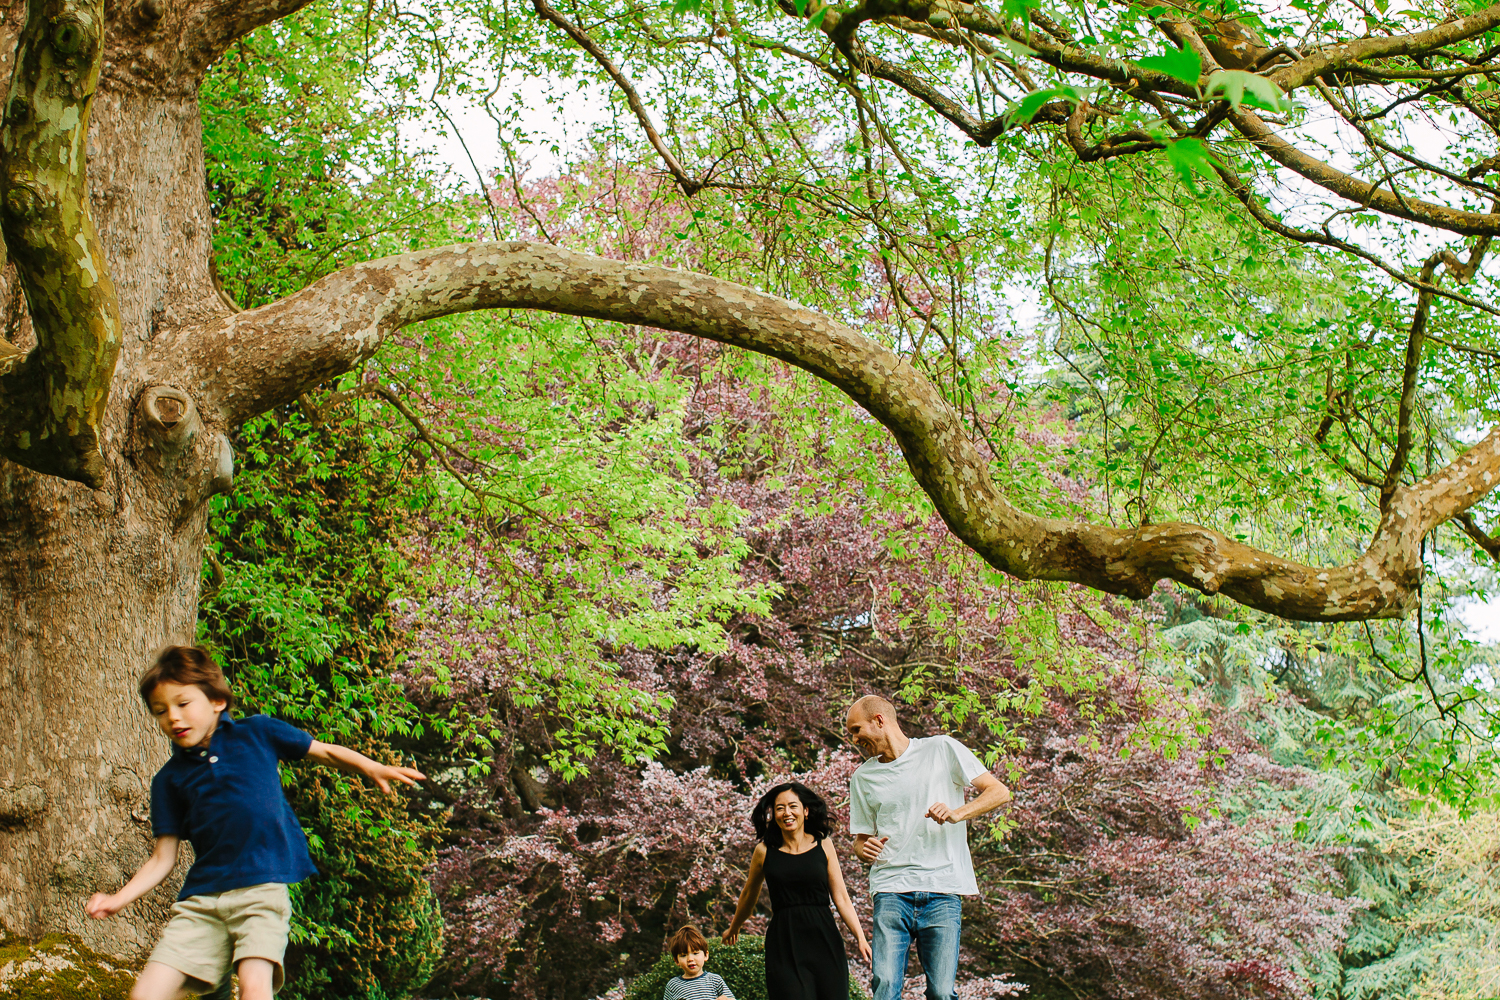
[170,711,236,758]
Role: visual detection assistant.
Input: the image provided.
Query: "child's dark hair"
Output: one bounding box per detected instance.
[752,782,832,846]
[139,645,235,711]
[667,924,709,957]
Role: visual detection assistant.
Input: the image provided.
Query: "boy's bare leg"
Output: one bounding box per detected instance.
[202,972,235,1000]
[130,962,191,1000]
[236,957,277,1000]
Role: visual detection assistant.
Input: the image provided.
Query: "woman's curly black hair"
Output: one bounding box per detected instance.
[752,782,833,846]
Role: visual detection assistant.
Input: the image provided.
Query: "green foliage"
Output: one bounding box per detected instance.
[1253,734,1500,1000]
[1160,591,1500,998]
[198,407,445,1000]
[200,0,458,308]
[624,937,870,1000]
[1137,44,1202,85]
[1204,70,1291,112]
[201,403,429,746]
[383,310,780,778]
[282,754,445,1000]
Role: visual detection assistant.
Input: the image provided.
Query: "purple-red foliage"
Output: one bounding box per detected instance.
[394,165,1353,1000]
[965,674,1357,999]
[402,333,1351,1000]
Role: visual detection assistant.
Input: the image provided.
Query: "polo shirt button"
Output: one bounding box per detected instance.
[209,756,218,763]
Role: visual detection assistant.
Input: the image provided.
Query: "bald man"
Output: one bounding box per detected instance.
[845,695,1011,1000]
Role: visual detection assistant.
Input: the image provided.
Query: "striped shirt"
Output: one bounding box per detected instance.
[663,972,734,1000]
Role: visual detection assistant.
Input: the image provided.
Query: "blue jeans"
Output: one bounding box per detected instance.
[870,892,962,1000]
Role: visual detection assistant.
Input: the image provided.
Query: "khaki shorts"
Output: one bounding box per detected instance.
[147,882,292,993]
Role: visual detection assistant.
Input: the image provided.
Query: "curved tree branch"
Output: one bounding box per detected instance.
[531,0,705,195]
[1229,107,1500,237]
[1269,5,1500,92]
[0,0,121,487]
[1383,254,1441,509]
[181,0,321,69]
[150,241,1500,622]
[1456,511,1500,561]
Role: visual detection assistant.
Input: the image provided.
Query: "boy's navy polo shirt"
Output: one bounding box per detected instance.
[150,713,319,899]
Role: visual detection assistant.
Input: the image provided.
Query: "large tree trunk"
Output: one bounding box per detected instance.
[0,0,229,953]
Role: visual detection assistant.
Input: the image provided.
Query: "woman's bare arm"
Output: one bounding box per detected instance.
[824,838,872,963]
[722,842,768,944]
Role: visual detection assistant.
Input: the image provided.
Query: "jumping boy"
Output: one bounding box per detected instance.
[662,925,734,1000]
[85,645,425,1000]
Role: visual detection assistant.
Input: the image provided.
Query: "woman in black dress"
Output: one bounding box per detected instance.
[722,782,871,999]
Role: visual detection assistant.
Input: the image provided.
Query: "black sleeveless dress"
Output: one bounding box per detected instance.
[763,839,849,1000]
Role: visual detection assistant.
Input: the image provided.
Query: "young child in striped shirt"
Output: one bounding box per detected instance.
[663,925,735,1000]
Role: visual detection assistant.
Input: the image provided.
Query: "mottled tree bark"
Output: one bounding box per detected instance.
[0,0,120,484]
[0,0,233,956]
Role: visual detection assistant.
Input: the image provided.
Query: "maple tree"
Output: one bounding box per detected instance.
[391,328,1354,1000]
[3,0,1500,971]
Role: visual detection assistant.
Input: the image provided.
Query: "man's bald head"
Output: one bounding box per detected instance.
[846,695,905,760]
[848,695,897,724]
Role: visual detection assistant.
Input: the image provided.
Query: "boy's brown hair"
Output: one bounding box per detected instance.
[667,924,709,957]
[139,645,236,711]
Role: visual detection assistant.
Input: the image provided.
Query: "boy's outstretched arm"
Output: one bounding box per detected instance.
[85,836,180,919]
[306,741,426,794]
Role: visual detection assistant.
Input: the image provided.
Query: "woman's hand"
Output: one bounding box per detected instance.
[856,937,872,964]
[721,926,739,946]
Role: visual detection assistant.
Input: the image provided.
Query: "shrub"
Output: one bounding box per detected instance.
[200,407,447,999]
[624,936,870,1000]
[280,743,445,1000]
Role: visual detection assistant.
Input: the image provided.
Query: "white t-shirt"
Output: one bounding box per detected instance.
[848,735,989,895]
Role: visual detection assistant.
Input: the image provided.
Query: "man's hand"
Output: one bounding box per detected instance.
[85,893,122,919]
[854,835,888,864]
[927,774,1012,825]
[925,802,957,825]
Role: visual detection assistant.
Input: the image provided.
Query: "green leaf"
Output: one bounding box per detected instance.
[1002,0,1037,28]
[1205,69,1290,112]
[1010,87,1072,124]
[1164,137,1218,192]
[1137,44,1202,85]
[1007,85,1090,124]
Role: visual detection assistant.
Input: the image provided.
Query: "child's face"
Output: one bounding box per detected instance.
[673,947,707,979]
[147,681,227,748]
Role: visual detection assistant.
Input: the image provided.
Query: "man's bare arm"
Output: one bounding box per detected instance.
[926,772,1011,825]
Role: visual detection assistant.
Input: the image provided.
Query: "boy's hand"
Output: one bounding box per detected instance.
[85,893,122,919]
[308,741,426,793]
[366,763,426,795]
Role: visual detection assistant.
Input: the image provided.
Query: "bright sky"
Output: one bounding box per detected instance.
[407,75,611,193]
